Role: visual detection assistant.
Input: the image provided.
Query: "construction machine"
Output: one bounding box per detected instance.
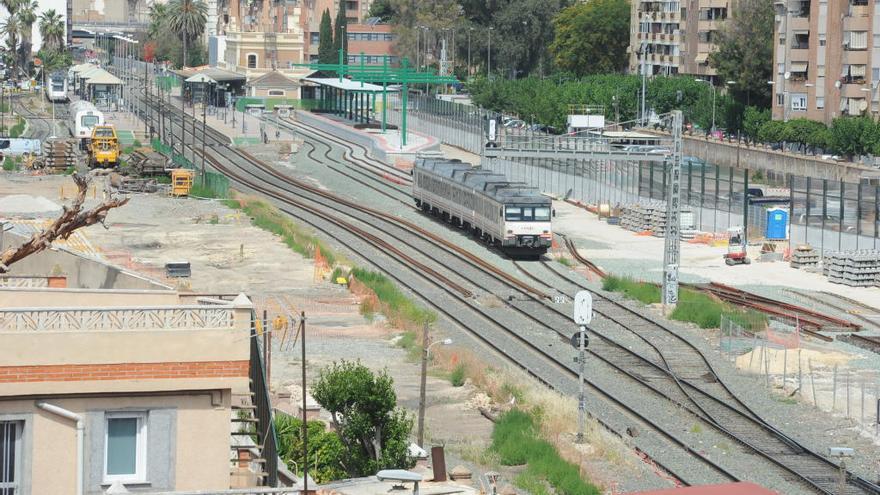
[724,226,751,266]
[88,124,119,168]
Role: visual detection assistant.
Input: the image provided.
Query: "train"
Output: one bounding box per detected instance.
[69,100,104,150]
[412,158,553,258]
[45,70,68,102]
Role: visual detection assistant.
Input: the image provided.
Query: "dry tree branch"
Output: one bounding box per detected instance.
[0,174,129,273]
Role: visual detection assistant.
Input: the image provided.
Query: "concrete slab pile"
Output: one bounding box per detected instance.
[823,251,880,287]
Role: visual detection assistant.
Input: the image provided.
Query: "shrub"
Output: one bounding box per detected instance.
[2,157,15,171]
[491,410,600,495]
[449,363,466,387]
[670,289,767,330]
[602,275,661,304]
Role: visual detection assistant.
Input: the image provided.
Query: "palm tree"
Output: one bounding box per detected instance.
[167,0,207,68]
[15,0,38,71]
[147,3,170,40]
[38,8,63,52]
[0,14,21,74]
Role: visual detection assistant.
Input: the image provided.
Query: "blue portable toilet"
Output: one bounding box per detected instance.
[765,207,789,240]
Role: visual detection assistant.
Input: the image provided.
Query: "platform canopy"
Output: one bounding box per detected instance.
[81,68,122,86]
[303,77,397,93]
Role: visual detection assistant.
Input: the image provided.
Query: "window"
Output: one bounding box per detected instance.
[817,96,825,108]
[247,53,257,69]
[819,33,826,46]
[777,62,785,74]
[817,65,825,77]
[504,206,551,222]
[268,89,285,96]
[104,413,147,483]
[777,93,785,105]
[791,93,807,111]
[0,421,21,495]
[845,30,868,49]
[310,32,320,44]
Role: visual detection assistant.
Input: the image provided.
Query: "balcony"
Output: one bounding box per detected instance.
[790,48,810,61]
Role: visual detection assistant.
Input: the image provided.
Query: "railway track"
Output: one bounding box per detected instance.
[127,78,880,493]
[12,96,69,141]
[785,289,880,332]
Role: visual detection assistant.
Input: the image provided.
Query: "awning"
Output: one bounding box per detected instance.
[790,62,808,72]
[694,53,709,64]
[83,69,122,85]
[186,73,217,84]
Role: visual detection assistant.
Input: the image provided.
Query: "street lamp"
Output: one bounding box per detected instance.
[695,78,716,133]
[487,27,494,80]
[417,335,453,447]
[467,27,474,77]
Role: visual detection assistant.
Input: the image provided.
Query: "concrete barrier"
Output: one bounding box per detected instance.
[682,135,874,182]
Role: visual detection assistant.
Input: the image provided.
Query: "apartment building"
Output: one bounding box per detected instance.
[346,23,397,66]
[0,285,264,494]
[771,0,879,123]
[300,0,376,63]
[629,0,727,78]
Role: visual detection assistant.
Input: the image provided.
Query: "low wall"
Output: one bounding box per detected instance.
[682,135,875,182]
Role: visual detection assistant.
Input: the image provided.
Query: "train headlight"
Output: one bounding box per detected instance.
[507,230,513,234]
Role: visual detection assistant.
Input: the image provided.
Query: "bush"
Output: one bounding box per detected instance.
[9,117,24,138]
[602,275,661,304]
[449,363,466,387]
[132,139,142,148]
[670,289,767,330]
[351,267,436,326]
[2,156,16,171]
[491,410,600,495]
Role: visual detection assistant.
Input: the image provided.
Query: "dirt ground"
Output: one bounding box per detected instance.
[0,170,508,486]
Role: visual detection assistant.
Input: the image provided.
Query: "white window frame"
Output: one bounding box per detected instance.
[0,421,22,494]
[791,93,808,111]
[817,96,825,109]
[246,53,258,69]
[103,412,147,484]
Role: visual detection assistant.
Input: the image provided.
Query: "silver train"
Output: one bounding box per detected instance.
[412,158,553,258]
[45,71,68,102]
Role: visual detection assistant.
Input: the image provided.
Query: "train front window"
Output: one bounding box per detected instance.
[82,116,99,128]
[505,206,551,222]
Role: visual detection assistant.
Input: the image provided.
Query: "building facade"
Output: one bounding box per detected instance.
[629,0,728,78]
[346,23,397,66]
[771,0,879,123]
[300,0,376,63]
[0,287,259,494]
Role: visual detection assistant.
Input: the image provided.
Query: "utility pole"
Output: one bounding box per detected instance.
[418,323,429,447]
[300,312,309,495]
[662,111,683,311]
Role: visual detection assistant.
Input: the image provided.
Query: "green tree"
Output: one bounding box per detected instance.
[368,0,396,21]
[312,361,414,477]
[318,9,335,64]
[274,413,347,483]
[0,14,22,76]
[147,3,170,40]
[829,117,875,157]
[708,0,774,108]
[35,47,70,72]
[167,0,207,68]
[742,106,770,140]
[550,0,630,76]
[38,8,64,52]
[493,0,561,78]
[333,2,348,61]
[15,0,37,74]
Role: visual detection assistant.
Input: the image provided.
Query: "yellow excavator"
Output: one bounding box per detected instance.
[88,124,119,168]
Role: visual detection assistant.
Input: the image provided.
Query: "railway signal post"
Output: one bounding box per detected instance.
[573,290,593,443]
[662,110,684,312]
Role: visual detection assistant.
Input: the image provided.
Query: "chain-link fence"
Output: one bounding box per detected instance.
[396,95,880,249]
[720,315,880,437]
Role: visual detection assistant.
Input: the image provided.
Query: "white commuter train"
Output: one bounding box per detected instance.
[45,71,68,102]
[412,158,553,258]
[69,100,104,150]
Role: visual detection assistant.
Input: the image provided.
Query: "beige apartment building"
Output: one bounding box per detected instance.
[629,0,727,78]
[771,0,879,123]
[0,281,268,494]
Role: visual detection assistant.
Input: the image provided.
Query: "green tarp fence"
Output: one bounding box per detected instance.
[150,138,229,198]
